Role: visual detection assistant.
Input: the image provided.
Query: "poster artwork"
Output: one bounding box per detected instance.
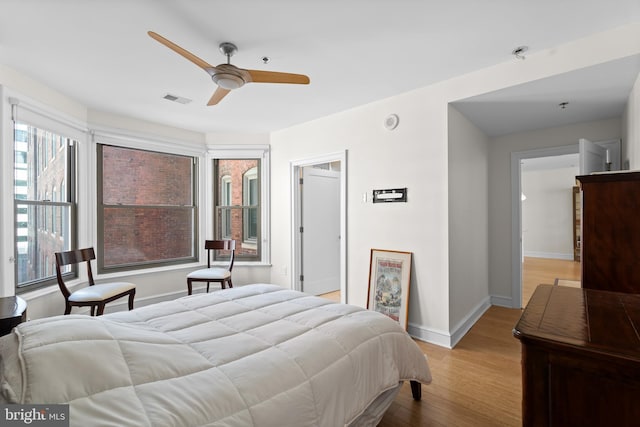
[373,258,404,322]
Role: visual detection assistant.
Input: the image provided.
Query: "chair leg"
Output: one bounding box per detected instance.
[221,280,226,290]
[206,282,210,293]
[228,278,233,288]
[90,305,96,316]
[96,303,106,316]
[187,278,193,295]
[64,302,72,315]
[128,290,135,310]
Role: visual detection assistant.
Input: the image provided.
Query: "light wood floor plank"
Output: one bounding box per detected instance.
[378,257,581,426]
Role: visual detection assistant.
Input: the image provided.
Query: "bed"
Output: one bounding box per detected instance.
[0,284,431,426]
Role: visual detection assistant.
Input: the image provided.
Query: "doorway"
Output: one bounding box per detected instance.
[291,151,347,303]
[511,145,579,308]
[520,152,581,307]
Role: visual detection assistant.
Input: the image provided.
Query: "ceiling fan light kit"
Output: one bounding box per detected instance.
[212,72,245,90]
[148,31,310,105]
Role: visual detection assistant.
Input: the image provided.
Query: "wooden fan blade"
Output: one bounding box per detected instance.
[208,87,231,105]
[148,31,214,71]
[245,69,310,85]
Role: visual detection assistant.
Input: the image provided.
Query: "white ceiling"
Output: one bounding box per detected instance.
[1,0,639,135]
[453,55,640,137]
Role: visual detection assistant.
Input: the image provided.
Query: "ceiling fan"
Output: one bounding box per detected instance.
[148,31,310,106]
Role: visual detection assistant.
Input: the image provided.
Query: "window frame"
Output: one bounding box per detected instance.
[11,110,80,294]
[242,167,259,245]
[208,146,270,265]
[96,143,199,273]
[220,175,232,239]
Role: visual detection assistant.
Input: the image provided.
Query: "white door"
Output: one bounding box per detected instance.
[579,138,607,174]
[301,167,340,295]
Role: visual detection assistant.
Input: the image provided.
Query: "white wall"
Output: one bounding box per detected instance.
[447,106,490,343]
[271,24,640,346]
[623,72,640,168]
[522,166,579,259]
[488,117,622,303]
[270,88,453,345]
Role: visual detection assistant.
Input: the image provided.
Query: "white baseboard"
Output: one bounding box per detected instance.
[102,286,209,314]
[407,324,452,349]
[524,251,574,260]
[490,294,514,308]
[449,297,491,348]
[408,297,491,349]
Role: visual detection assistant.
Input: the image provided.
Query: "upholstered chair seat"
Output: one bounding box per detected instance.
[68,282,136,303]
[187,240,235,295]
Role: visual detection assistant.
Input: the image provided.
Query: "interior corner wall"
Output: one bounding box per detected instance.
[269,88,452,344]
[447,105,490,335]
[623,71,640,169]
[488,117,622,302]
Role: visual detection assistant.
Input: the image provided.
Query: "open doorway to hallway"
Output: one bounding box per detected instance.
[517,150,581,307]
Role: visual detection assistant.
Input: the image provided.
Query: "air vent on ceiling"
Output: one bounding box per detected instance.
[163,94,192,104]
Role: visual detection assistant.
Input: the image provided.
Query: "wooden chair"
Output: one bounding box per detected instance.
[187,240,236,295]
[55,248,136,316]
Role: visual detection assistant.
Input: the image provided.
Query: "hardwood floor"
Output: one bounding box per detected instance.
[379,306,523,427]
[522,256,580,307]
[377,257,582,426]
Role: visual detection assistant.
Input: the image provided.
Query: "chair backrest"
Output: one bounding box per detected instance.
[55,248,97,298]
[204,240,236,271]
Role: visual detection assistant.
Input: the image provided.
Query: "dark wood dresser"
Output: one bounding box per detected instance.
[577,171,640,293]
[514,285,640,427]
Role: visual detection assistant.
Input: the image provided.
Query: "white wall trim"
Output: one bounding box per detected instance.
[290,150,348,303]
[523,251,574,260]
[407,324,453,349]
[91,126,205,157]
[102,288,188,314]
[510,144,578,309]
[490,295,513,308]
[450,297,492,348]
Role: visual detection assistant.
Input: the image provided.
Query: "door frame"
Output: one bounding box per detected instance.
[510,144,577,308]
[290,150,347,303]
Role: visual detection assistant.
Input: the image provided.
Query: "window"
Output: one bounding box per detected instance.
[13,122,76,291]
[213,158,265,262]
[97,144,197,272]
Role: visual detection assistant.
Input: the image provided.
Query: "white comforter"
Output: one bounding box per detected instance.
[6,284,431,426]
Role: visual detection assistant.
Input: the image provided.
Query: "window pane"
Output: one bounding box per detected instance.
[215,207,258,257]
[99,145,197,271]
[214,159,260,260]
[14,122,75,289]
[103,207,194,266]
[15,202,72,287]
[102,145,193,206]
